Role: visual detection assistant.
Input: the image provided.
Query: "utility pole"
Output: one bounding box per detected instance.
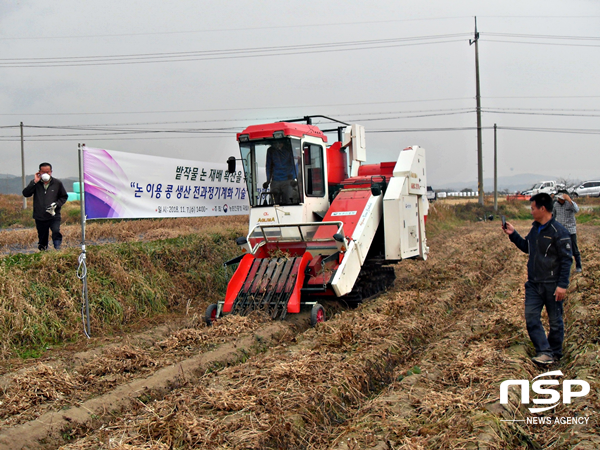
[21,122,26,209]
[470,16,484,206]
[494,123,498,212]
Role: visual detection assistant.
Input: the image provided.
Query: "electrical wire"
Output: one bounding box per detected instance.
[2,34,469,62]
[345,110,475,122]
[484,96,600,99]
[0,135,232,142]
[484,39,600,48]
[3,16,598,42]
[497,126,600,135]
[9,108,475,131]
[0,97,474,117]
[483,109,600,118]
[370,126,485,133]
[0,34,469,68]
[479,31,600,47]
[483,32,600,41]
[3,104,600,141]
[0,17,473,41]
[484,107,600,112]
[4,125,600,141]
[5,96,600,119]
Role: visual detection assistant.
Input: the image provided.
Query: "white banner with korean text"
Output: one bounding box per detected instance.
[83,147,249,220]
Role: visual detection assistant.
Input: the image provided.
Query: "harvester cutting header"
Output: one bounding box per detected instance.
[206,116,429,326]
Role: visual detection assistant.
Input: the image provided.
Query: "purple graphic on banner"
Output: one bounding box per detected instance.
[83,148,129,219]
[82,147,249,220]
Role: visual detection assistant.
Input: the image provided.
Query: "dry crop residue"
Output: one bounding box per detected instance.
[0,222,598,449]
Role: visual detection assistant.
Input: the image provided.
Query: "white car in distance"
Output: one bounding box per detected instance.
[572,181,600,197]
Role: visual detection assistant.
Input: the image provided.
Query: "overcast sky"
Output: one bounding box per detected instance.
[1,0,599,189]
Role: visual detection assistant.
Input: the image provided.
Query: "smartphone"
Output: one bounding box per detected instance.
[501,215,507,229]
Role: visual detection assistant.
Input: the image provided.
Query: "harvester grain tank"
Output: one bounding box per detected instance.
[206,117,429,326]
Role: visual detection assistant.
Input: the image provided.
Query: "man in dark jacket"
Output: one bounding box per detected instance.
[22,162,68,250]
[263,141,299,205]
[503,193,573,366]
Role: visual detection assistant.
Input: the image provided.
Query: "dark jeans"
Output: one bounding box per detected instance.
[524,281,564,359]
[570,233,581,268]
[35,217,62,250]
[270,180,297,205]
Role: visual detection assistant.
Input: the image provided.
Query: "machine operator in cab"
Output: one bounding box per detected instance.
[263,140,299,205]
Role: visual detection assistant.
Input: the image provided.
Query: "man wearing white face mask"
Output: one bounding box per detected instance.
[22,162,68,251]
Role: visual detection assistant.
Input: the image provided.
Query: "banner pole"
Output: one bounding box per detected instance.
[78,144,91,338]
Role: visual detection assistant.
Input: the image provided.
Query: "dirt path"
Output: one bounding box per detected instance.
[0,222,598,449]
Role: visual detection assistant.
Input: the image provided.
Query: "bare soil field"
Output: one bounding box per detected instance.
[0,220,598,449]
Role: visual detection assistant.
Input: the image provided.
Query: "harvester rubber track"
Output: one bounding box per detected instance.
[230,257,301,320]
[343,264,396,304]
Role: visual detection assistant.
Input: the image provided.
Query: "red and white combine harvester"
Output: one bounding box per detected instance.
[206,116,429,326]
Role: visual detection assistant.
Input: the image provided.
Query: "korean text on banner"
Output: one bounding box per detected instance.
[83,147,249,220]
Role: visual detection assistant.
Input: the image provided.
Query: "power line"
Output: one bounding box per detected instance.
[0,97,473,117]
[478,15,600,18]
[0,135,232,142]
[0,34,469,68]
[15,107,475,128]
[372,126,484,133]
[2,34,469,62]
[497,126,600,135]
[484,39,600,48]
[0,17,473,41]
[1,111,476,137]
[4,124,600,142]
[483,109,600,118]
[337,110,475,122]
[2,16,598,42]
[483,32,600,41]
[484,95,600,99]
[25,124,240,132]
[3,102,600,135]
[5,96,600,118]
[487,107,600,112]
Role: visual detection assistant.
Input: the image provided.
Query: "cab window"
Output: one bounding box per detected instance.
[303,144,325,197]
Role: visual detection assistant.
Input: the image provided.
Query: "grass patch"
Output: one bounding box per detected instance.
[576,209,600,225]
[426,200,532,237]
[0,194,82,229]
[0,228,244,361]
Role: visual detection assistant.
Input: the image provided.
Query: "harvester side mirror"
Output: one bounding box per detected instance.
[371,185,382,196]
[333,233,347,252]
[235,236,252,253]
[227,156,236,174]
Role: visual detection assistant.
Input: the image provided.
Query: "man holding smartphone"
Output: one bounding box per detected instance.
[553,190,582,273]
[502,193,573,366]
[22,162,68,251]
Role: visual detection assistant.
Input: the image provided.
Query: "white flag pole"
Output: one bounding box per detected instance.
[77,143,91,338]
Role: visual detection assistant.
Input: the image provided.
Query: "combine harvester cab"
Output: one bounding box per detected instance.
[205,118,429,326]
